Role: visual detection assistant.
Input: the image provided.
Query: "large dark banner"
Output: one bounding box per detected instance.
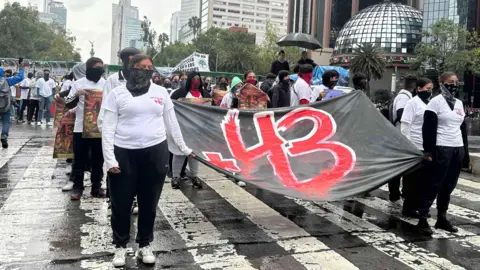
[173,91,423,201]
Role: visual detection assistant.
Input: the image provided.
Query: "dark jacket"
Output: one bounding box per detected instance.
[298,58,317,67]
[268,82,290,108]
[170,71,212,100]
[260,78,275,93]
[270,60,290,75]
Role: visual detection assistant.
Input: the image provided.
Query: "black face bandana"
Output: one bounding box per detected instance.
[86,67,104,83]
[44,73,50,81]
[126,68,154,97]
[444,84,458,96]
[417,90,432,103]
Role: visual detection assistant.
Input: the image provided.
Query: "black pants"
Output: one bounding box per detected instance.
[402,163,426,213]
[168,152,188,176]
[418,146,464,218]
[72,133,103,192]
[18,99,28,121]
[109,141,169,247]
[27,100,39,122]
[388,176,402,201]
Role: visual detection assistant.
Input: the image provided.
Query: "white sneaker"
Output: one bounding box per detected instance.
[112,247,127,267]
[47,122,53,126]
[136,245,155,264]
[390,198,404,208]
[84,171,91,181]
[237,181,247,187]
[36,121,42,126]
[61,181,74,191]
[132,200,138,215]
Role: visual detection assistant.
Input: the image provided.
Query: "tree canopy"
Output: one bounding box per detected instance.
[142,19,300,74]
[0,2,81,61]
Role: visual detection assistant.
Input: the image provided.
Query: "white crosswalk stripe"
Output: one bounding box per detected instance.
[1,144,480,270]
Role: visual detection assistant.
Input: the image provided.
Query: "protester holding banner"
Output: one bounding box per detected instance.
[400,77,433,218]
[290,64,313,106]
[101,55,193,267]
[418,72,469,235]
[388,76,417,206]
[170,71,209,189]
[64,57,106,201]
[220,76,242,109]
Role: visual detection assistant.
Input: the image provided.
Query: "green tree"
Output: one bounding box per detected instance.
[412,19,469,73]
[256,20,300,74]
[188,16,201,40]
[0,2,80,61]
[153,41,194,67]
[349,43,386,96]
[216,30,257,73]
[158,33,169,52]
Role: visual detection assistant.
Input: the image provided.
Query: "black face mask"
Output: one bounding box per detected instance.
[164,83,172,88]
[204,82,210,89]
[417,90,432,102]
[44,73,50,80]
[86,67,104,83]
[444,84,458,96]
[126,68,154,97]
[218,82,228,90]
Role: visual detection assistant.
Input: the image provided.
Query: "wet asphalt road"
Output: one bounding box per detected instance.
[1,125,480,270]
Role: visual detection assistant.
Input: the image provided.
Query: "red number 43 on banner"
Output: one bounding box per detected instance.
[203,107,356,196]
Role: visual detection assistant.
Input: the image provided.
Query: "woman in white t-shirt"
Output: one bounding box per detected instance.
[102,55,193,267]
[400,77,433,218]
[417,72,470,236]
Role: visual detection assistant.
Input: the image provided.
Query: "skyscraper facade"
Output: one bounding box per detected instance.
[49,1,67,30]
[170,11,181,43]
[180,0,201,28]
[111,0,144,64]
[199,0,289,44]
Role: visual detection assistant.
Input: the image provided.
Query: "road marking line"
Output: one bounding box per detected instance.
[0,146,58,264]
[203,179,359,270]
[159,184,255,269]
[0,139,29,169]
[295,199,466,270]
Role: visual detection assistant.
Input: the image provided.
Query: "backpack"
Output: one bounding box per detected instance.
[388,92,410,125]
[0,78,12,113]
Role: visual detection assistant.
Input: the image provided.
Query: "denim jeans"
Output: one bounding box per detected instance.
[0,110,11,136]
[38,96,53,123]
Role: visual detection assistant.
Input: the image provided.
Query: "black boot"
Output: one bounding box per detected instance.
[435,217,458,233]
[1,135,8,149]
[417,218,433,236]
[171,177,181,189]
[191,177,203,189]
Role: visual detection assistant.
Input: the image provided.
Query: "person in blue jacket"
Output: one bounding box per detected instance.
[0,66,25,148]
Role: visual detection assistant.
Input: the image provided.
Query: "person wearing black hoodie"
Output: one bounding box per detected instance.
[417,72,470,235]
[170,72,211,189]
[268,70,291,108]
[260,73,276,93]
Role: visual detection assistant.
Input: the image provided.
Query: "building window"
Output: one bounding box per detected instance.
[258,0,269,4]
[228,2,240,7]
[257,13,268,17]
[258,7,269,11]
[244,4,254,9]
[271,8,283,13]
[214,1,226,5]
[243,11,254,15]
[271,15,283,20]
[228,9,240,14]
[271,2,283,7]
[213,8,226,12]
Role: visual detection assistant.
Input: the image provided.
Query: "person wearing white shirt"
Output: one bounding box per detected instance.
[417,72,470,236]
[35,69,56,126]
[400,77,433,218]
[64,57,106,201]
[17,73,34,122]
[102,55,192,267]
[388,76,417,205]
[290,64,313,106]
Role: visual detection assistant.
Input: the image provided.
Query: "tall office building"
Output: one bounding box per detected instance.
[199,0,289,44]
[422,0,478,30]
[178,0,201,44]
[40,0,67,30]
[170,11,181,44]
[288,0,419,49]
[111,0,144,64]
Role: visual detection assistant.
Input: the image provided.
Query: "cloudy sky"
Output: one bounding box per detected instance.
[0,0,180,64]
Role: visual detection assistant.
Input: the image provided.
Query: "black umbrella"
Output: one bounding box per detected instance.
[276,33,323,50]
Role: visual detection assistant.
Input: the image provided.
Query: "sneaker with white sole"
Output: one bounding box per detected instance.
[136,245,155,264]
[237,181,247,187]
[131,200,138,215]
[36,121,42,126]
[47,122,53,127]
[112,247,127,267]
[62,181,74,191]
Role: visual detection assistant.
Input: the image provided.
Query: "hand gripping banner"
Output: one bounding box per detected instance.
[173,91,423,201]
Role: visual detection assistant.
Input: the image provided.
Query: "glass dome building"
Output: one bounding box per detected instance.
[331,2,423,66]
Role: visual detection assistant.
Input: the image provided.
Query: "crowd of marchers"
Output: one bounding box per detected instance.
[0,46,469,267]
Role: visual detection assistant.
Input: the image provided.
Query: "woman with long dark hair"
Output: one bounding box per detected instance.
[102,55,193,267]
[417,72,470,235]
